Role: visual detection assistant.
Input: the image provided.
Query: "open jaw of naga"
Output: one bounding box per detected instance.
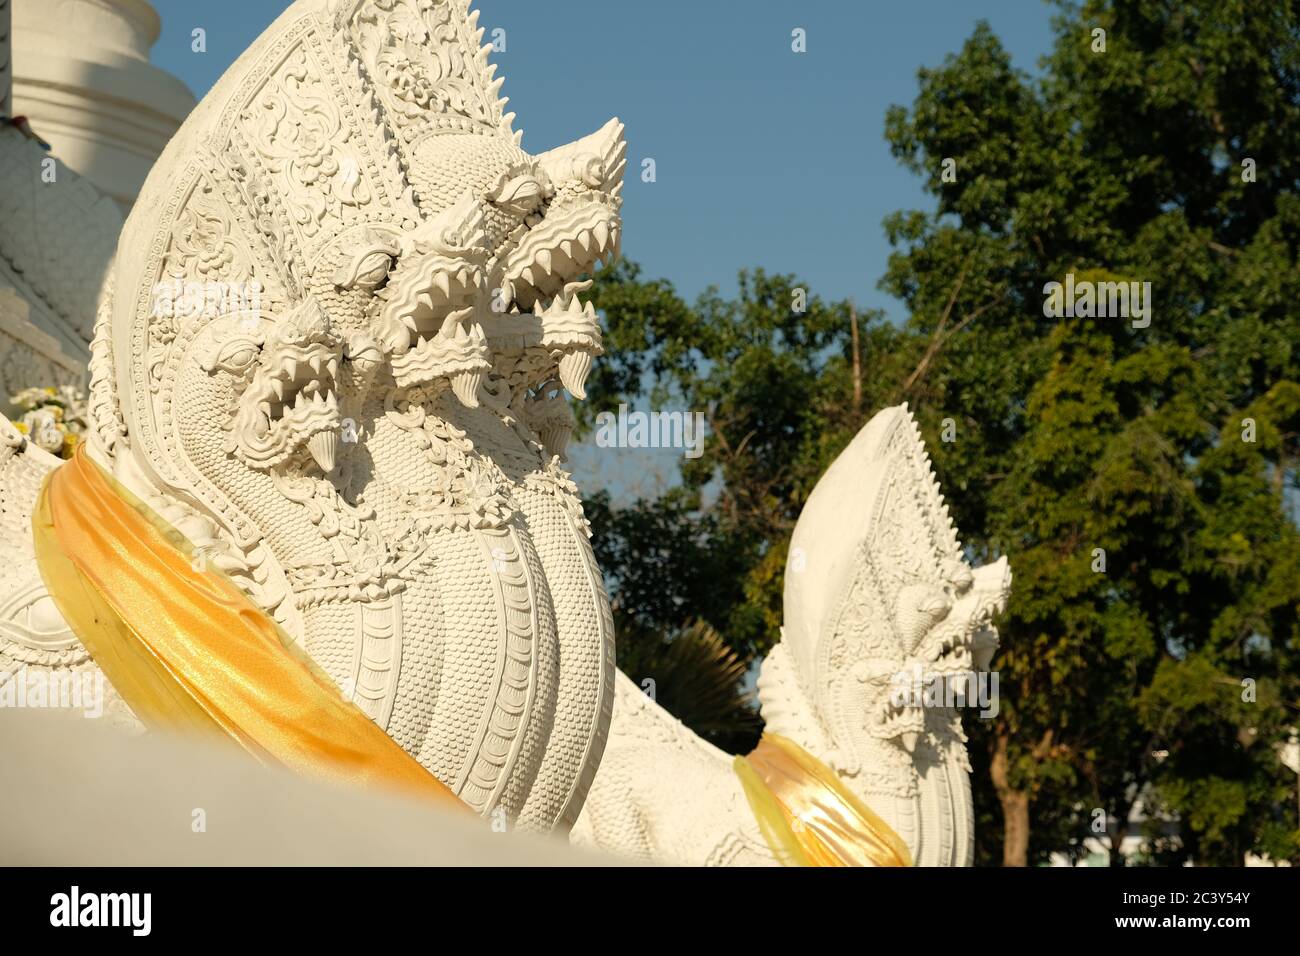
[211,117,626,480]
[0,0,1009,867]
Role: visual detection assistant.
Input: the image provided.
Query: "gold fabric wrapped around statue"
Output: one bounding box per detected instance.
[735,733,913,867]
[31,447,464,810]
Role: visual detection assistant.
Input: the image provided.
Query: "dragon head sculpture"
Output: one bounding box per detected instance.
[197,301,344,472]
[85,0,622,832]
[762,406,1012,864]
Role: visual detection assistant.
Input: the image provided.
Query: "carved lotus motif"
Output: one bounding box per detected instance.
[188,217,234,273]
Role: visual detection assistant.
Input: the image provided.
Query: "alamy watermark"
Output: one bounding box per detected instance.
[0,665,105,718]
[890,664,1000,719]
[150,278,264,322]
[1042,273,1151,329]
[593,403,706,459]
[50,886,151,936]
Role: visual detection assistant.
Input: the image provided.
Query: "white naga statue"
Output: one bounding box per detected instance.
[0,0,1010,865]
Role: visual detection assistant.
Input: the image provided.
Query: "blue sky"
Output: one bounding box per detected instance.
[149,0,1058,498]
[152,0,1056,315]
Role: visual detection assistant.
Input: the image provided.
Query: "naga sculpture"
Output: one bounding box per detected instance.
[0,0,1010,865]
[572,407,1011,865]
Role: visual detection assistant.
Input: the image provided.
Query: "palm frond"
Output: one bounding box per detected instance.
[616,618,763,753]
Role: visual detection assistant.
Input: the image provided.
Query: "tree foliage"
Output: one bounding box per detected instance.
[583,0,1300,865]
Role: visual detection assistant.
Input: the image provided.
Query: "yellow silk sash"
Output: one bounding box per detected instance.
[734,733,913,866]
[32,446,464,809]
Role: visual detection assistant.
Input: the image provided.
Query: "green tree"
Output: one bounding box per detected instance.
[585,259,915,662]
[582,0,1300,865]
[879,0,1300,864]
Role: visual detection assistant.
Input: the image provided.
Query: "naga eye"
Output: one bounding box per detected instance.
[333,245,397,291]
[352,253,394,291]
[358,253,393,286]
[213,338,261,375]
[489,173,548,217]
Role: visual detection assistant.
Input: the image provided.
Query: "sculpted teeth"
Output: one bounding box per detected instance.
[537,279,597,319]
[507,219,621,304]
[308,430,338,473]
[451,369,482,408]
[558,350,592,399]
[396,267,482,340]
[539,422,571,460]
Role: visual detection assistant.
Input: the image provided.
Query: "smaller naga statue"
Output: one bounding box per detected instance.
[0,0,1010,867]
[572,406,1011,865]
